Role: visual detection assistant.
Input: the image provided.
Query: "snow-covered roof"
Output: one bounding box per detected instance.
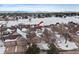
[36,33,42,38]
[47,28,53,33]
[55,34,78,50]
[55,33,60,38]
[7,29,12,33]
[4,39,16,42]
[7,21,18,27]
[17,28,27,39]
[35,29,43,37]
[22,28,27,32]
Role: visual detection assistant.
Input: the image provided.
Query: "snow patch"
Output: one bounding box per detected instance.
[55,34,78,50]
[0,40,5,54]
[37,41,49,50]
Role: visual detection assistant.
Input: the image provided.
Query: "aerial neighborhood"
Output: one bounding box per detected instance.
[0,12,79,54]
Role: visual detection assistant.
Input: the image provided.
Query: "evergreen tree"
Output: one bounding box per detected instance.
[26,44,40,54]
[47,43,59,54]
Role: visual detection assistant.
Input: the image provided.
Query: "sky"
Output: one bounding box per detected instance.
[0,4,79,12]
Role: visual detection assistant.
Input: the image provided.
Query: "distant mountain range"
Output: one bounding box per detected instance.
[0,11,79,13]
[0,11,54,13]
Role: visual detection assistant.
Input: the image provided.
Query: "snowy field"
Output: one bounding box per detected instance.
[0,16,79,27]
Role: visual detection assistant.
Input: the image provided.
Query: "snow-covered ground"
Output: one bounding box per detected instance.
[0,16,79,27]
[55,33,78,50]
[0,40,5,54]
[37,41,49,50]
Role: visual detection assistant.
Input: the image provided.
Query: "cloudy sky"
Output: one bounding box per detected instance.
[0,4,79,12]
